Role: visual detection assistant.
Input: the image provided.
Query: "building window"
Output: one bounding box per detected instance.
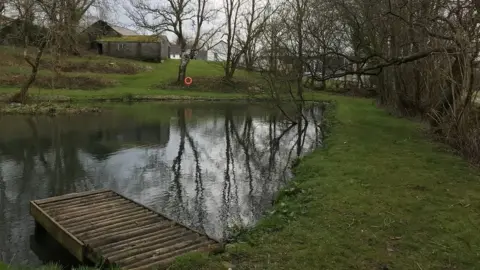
[117,43,125,50]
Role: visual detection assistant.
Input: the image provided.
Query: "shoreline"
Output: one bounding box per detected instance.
[1,94,479,269]
[0,90,327,115]
[172,94,480,269]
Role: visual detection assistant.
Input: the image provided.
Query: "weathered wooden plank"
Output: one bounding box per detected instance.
[101,227,188,256]
[41,192,117,211]
[30,189,223,270]
[85,222,175,247]
[78,217,160,240]
[30,202,85,262]
[62,207,148,229]
[106,232,199,262]
[44,196,124,215]
[113,191,221,243]
[98,226,185,253]
[34,189,110,205]
[120,240,216,268]
[117,238,204,266]
[128,244,216,270]
[69,211,157,234]
[55,200,132,221]
[58,203,140,225]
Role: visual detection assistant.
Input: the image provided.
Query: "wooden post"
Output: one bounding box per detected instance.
[158,42,162,62]
[136,42,142,59]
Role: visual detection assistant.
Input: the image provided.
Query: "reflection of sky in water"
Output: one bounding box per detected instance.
[0,103,323,266]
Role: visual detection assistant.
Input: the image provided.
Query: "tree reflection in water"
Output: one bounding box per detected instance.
[0,102,324,266]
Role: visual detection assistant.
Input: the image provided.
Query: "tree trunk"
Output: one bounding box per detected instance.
[11,71,37,104]
[177,52,190,83]
[11,43,46,104]
[224,55,238,81]
[376,71,387,106]
[225,66,235,81]
[430,53,466,132]
[320,56,326,90]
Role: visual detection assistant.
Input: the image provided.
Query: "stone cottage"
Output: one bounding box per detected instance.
[96,35,170,62]
[82,20,170,62]
[82,20,139,49]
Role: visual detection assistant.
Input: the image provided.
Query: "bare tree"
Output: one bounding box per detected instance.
[127,0,218,82]
[222,0,273,80]
[257,14,285,75]
[8,0,85,103]
[261,0,480,161]
[9,0,51,103]
[281,0,311,99]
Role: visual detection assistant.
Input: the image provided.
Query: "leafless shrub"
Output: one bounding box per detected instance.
[0,72,117,89]
[257,0,480,162]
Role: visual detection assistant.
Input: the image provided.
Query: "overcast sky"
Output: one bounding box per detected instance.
[89,0,227,43]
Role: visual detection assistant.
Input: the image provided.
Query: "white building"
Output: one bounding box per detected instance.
[207,41,228,62]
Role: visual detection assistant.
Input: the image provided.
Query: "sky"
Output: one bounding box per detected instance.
[88,0,227,43]
[3,0,264,45]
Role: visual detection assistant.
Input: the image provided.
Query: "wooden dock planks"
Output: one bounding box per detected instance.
[30,189,222,270]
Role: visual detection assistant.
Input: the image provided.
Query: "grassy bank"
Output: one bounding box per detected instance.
[0,46,261,102]
[1,94,479,269]
[179,94,480,269]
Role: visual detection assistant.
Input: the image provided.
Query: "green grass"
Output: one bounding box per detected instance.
[0,263,62,270]
[172,93,480,269]
[0,264,115,270]
[1,45,259,101]
[0,58,259,101]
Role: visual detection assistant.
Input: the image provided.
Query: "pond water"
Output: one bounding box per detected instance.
[0,102,324,266]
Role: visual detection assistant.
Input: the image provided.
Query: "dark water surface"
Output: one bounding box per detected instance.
[0,102,323,266]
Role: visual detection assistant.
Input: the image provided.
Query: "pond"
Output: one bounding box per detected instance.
[0,101,324,266]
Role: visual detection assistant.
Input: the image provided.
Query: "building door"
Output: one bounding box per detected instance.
[97,43,103,55]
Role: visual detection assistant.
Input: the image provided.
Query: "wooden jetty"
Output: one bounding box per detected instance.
[30,189,222,270]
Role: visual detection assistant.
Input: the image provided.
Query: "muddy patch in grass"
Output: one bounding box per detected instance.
[0,73,118,90]
[42,60,149,74]
[155,76,265,93]
[0,103,101,115]
[1,46,150,74]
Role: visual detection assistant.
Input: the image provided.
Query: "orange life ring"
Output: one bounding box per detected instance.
[184,77,193,86]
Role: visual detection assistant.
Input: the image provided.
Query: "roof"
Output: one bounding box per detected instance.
[98,35,170,43]
[110,25,139,36]
[83,20,139,36]
[158,35,170,44]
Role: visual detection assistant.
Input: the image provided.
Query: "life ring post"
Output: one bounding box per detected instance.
[184,77,193,86]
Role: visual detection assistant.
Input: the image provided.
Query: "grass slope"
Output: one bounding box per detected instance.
[181,94,480,270]
[0,46,257,101]
[0,263,60,270]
